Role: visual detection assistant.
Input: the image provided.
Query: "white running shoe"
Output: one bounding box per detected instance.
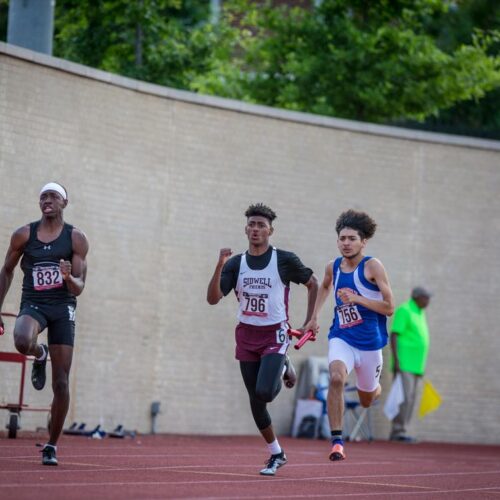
[259,451,287,476]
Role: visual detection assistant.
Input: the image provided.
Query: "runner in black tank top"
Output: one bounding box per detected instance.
[21,220,76,305]
[207,203,318,476]
[0,182,89,466]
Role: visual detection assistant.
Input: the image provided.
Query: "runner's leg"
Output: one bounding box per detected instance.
[47,344,73,445]
[327,338,355,431]
[240,357,285,443]
[356,349,383,408]
[255,353,286,402]
[13,314,43,357]
[240,360,272,431]
[240,357,287,474]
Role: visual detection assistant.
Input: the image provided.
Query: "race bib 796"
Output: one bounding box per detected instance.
[241,292,269,317]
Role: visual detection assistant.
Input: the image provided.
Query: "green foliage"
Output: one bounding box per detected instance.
[1,0,498,136]
[53,0,220,89]
[0,0,9,41]
[193,0,500,125]
[416,0,500,138]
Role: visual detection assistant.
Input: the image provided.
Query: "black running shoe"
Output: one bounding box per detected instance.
[40,445,58,466]
[31,344,47,391]
[259,451,287,476]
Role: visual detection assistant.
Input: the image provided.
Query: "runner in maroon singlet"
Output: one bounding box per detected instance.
[207,203,318,476]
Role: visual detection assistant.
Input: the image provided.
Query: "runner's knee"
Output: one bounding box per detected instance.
[358,395,373,408]
[52,376,70,397]
[13,334,34,355]
[255,354,283,402]
[329,371,345,393]
[250,399,272,430]
[358,386,380,408]
[255,385,278,403]
[13,316,39,354]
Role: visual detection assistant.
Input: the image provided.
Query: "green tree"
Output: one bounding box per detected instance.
[193,0,500,126]
[0,0,9,41]
[2,0,499,137]
[52,0,235,90]
[413,0,500,138]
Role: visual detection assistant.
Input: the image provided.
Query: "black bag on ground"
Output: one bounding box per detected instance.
[297,415,318,438]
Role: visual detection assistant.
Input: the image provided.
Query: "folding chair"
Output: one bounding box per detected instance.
[343,385,375,441]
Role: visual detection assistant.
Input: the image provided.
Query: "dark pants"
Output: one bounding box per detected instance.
[240,354,286,430]
[390,371,421,438]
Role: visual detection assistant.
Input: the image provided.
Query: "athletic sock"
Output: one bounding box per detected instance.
[331,430,343,446]
[35,345,47,362]
[44,444,57,451]
[267,439,282,456]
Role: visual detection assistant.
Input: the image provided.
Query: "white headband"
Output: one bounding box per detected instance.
[40,182,67,200]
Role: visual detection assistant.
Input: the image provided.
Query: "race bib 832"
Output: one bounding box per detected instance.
[32,264,63,291]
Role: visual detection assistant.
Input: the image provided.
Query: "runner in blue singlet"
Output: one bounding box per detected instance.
[304,209,394,462]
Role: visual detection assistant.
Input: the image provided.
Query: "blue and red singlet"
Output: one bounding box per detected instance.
[328,256,388,351]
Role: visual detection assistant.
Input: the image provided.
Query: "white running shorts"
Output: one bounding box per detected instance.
[328,337,383,392]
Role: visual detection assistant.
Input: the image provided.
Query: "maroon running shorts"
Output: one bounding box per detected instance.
[235,322,290,362]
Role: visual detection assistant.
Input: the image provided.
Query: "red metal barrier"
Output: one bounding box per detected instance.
[0,312,51,438]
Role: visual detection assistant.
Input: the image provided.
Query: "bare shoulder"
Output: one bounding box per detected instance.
[13,224,30,237]
[366,257,385,270]
[11,224,30,249]
[365,257,388,279]
[324,260,335,274]
[71,227,89,254]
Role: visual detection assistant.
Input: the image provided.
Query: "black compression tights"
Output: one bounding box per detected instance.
[240,354,286,430]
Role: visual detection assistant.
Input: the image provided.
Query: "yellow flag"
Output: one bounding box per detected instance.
[418,379,442,419]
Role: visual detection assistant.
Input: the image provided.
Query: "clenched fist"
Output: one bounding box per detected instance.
[60,259,72,280]
[218,248,232,266]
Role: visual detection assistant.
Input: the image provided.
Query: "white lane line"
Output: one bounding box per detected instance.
[320,479,436,490]
[0,460,394,473]
[1,469,500,489]
[177,487,500,500]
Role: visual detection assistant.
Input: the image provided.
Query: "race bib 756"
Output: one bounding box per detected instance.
[337,304,363,329]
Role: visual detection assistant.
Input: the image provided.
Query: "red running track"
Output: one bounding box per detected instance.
[1,433,500,499]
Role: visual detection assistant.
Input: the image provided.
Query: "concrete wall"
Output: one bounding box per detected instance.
[1,42,499,444]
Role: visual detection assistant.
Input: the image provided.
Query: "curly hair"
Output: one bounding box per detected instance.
[245,203,277,224]
[335,209,377,239]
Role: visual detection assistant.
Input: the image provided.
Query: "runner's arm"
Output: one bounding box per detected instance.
[277,250,318,327]
[207,248,232,305]
[301,273,319,327]
[390,332,400,373]
[0,226,30,326]
[341,258,394,316]
[61,229,89,296]
[303,261,333,333]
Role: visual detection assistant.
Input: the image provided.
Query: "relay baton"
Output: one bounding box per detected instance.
[288,329,316,350]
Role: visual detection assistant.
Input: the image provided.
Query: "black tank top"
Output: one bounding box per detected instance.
[20,221,76,304]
